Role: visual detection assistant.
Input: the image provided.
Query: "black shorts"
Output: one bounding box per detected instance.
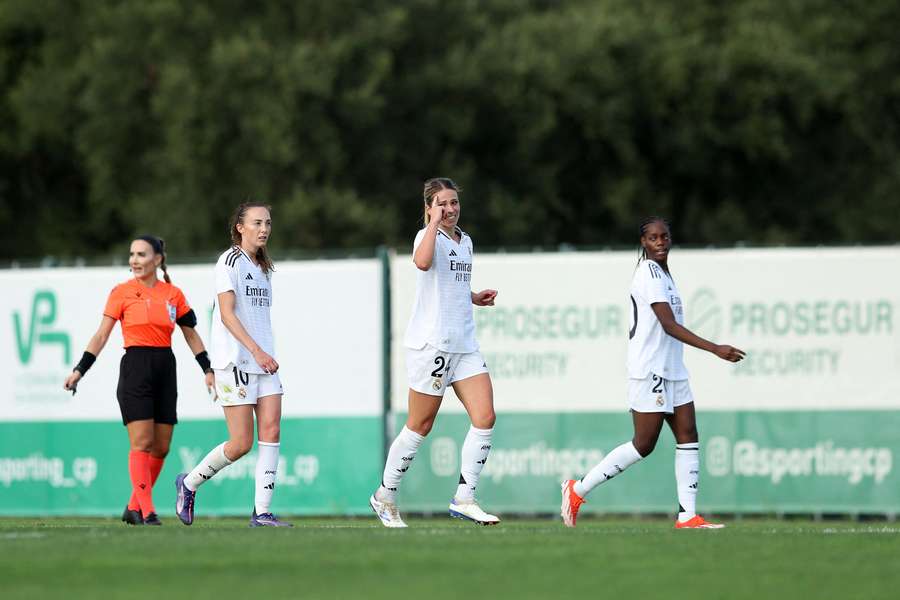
[116,347,178,425]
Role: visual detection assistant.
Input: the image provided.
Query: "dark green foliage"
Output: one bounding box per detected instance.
[1,0,898,259]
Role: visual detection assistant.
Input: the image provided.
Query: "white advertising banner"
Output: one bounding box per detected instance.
[3,259,383,421]
[391,247,900,413]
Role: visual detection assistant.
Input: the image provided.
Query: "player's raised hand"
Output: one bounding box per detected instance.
[714,344,745,363]
[63,371,82,395]
[427,200,445,226]
[473,289,498,306]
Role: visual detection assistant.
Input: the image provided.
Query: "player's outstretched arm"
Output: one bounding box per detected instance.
[63,316,116,391]
[217,290,279,373]
[650,302,745,363]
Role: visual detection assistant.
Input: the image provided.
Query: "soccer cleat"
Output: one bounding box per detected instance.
[369,494,407,528]
[448,498,500,526]
[121,506,143,526]
[249,510,293,527]
[175,473,195,526]
[675,515,725,529]
[143,512,162,526]
[561,480,586,528]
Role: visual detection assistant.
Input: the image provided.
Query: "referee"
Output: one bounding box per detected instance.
[64,236,214,525]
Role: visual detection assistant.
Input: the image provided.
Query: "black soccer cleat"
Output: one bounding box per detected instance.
[122,506,143,526]
[143,512,162,526]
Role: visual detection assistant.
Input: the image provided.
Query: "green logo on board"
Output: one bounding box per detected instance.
[688,288,722,340]
[13,290,71,365]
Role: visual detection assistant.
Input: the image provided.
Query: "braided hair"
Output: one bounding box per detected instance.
[636,216,671,269]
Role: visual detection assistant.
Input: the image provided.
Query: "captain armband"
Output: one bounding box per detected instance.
[74,351,97,376]
[176,309,198,328]
[195,351,213,375]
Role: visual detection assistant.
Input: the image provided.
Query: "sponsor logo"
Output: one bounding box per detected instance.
[13,290,71,365]
[166,302,177,323]
[475,442,605,483]
[705,435,893,485]
[0,455,97,488]
[688,288,722,341]
[449,249,457,256]
[245,273,253,280]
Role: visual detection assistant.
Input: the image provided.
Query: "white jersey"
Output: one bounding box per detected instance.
[627,259,689,380]
[404,227,478,353]
[209,246,275,374]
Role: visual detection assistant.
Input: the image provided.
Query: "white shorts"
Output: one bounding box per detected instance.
[406,345,489,396]
[214,364,284,406]
[628,373,693,414]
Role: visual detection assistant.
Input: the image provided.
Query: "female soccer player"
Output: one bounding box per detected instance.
[370,177,500,528]
[175,202,291,527]
[561,217,745,529]
[64,236,214,525]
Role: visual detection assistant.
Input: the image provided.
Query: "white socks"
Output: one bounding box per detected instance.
[378,426,425,503]
[675,442,700,522]
[574,441,643,498]
[455,426,493,502]
[255,441,280,515]
[184,442,233,491]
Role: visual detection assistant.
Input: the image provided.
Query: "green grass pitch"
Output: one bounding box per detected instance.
[2,516,898,599]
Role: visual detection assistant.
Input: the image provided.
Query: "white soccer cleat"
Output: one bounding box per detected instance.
[369,494,407,528]
[449,498,500,526]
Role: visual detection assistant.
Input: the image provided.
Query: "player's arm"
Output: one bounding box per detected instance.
[650,302,745,362]
[217,290,279,373]
[63,316,116,391]
[413,204,444,271]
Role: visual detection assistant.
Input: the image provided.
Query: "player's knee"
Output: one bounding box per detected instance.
[407,418,434,437]
[676,426,699,445]
[474,410,496,429]
[151,443,170,458]
[228,438,254,459]
[632,436,658,457]
[258,424,280,444]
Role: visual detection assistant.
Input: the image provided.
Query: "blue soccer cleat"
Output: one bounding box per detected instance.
[175,473,195,526]
[249,509,293,527]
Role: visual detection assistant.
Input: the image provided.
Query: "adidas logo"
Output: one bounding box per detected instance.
[245,273,253,280]
[264,483,275,490]
[200,473,211,480]
[449,249,457,256]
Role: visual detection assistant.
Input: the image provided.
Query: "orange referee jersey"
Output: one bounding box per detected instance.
[104,279,192,348]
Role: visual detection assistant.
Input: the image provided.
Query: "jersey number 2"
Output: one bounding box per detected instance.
[430,356,446,378]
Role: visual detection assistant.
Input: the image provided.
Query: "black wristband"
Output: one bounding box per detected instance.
[74,351,97,376]
[195,351,213,374]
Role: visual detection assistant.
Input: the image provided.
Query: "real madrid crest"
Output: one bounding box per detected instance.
[239,387,247,399]
[432,378,442,392]
[655,395,664,407]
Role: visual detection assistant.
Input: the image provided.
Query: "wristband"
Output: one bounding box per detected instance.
[74,351,97,376]
[195,351,213,374]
